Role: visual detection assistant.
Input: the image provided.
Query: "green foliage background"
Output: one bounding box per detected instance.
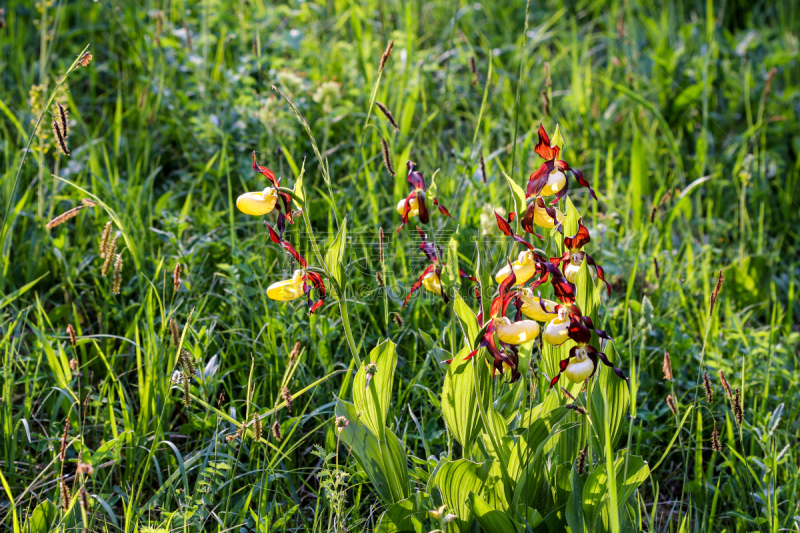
[1,0,798,531]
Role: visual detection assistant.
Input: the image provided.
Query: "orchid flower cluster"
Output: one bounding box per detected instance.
[236,153,327,313]
[398,124,625,390]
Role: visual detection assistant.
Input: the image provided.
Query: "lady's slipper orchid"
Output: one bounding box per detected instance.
[549,344,627,388]
[540,306,625,388]
[518,289,558,322]
[493,210,577,305]
[238,152,297,222]
[541,304,612,347]
[525,123,597,205]
[550,218,609,295]
[237,187,278,216]
[493,316,540,344]
[397,161,453,233]
[264,214,326,313]
[402,228,449,308]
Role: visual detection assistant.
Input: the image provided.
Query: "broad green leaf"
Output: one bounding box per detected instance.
[24,500,58,533]
[325,216,347,289]
[335,400,409,504]
[435,459,492,533]
[566,456,586,533]
[353,339,397,442]
[376,492,430,533]
[582,453,649,529]
[441,346,490,451]
[452,292,479,348]
[468,492,519,533]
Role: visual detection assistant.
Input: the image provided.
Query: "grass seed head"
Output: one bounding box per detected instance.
[662,351,673,381]
[173,262,182,293]
[77,51,93,68]
[281,386,293,414]
[653,257,660,279]
[289,341,301,361]
[77,462,94,475]
[170,318,181,348]
[61,481,71,510]
[577,446,587,475]
[52,118,70,156]
[46,205,83,229]
[733,388,744,426]
[703,371,713,403]
[67,324,77,347]
[60,420,70,461]
[379,40,394,72]
[271,419,282,441]
[666,394,678,415]
[101,235,118,276]
[253,414,263,441]
[718,370,732,399]
[380,137,395,176]
[112,253,123,295]
[57,102,70,137]
[711,427,722,452]
[100,221,113,259]
[710,269,725,315]
[375,101,399,131]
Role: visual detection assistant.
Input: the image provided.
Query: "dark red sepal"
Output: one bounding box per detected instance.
[433,198,453,218]
[533,123,560,161]
[406,161,426,190]
[556,160,596,201]
[401,264,434,309]
[564,218,591,251]
[265,221,307,268]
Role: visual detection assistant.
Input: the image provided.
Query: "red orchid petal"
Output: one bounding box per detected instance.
[551,174,569,205]
[252,151,280,188]
[585,253,610,297]
[417,191,430,224]
[406,161,426,190]
[520,201,544,239]
[495,211,514,236]
[597,351,628,382]
[264,221,307,268]
[556,160,596,201]
[459,269,478,283]
[526,161,553,198]
[310,300,325,313]
[402,264,434,309]
[564,217,591,250]
[433,198,453,218]
[534,123,560,161]
[568,319,592,345]
[397,191,417,233]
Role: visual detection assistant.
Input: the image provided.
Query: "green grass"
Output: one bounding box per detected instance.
[1,0,799,531]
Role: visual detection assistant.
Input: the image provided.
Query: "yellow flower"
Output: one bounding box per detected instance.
[533,200,565,229]
[495,250,538,286]
[396,195,420,217]
[542,307,570,345]
[563,251,584,283]
[237,187,278,216]
[266,270,305,301]
[565,346,594,383]
[493,317,540,344]
[519,290,558,322]
[421,269,442,295]
[540,169,567,196]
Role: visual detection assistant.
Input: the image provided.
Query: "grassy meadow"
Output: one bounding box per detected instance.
[1,0,799,531]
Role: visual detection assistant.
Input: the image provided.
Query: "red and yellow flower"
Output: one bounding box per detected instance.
[264,215,326,313]
[397,161,453,233]
[550,217,609,295]
[237,153,297,222]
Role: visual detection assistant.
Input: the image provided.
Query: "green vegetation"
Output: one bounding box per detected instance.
[1,0,798,531]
